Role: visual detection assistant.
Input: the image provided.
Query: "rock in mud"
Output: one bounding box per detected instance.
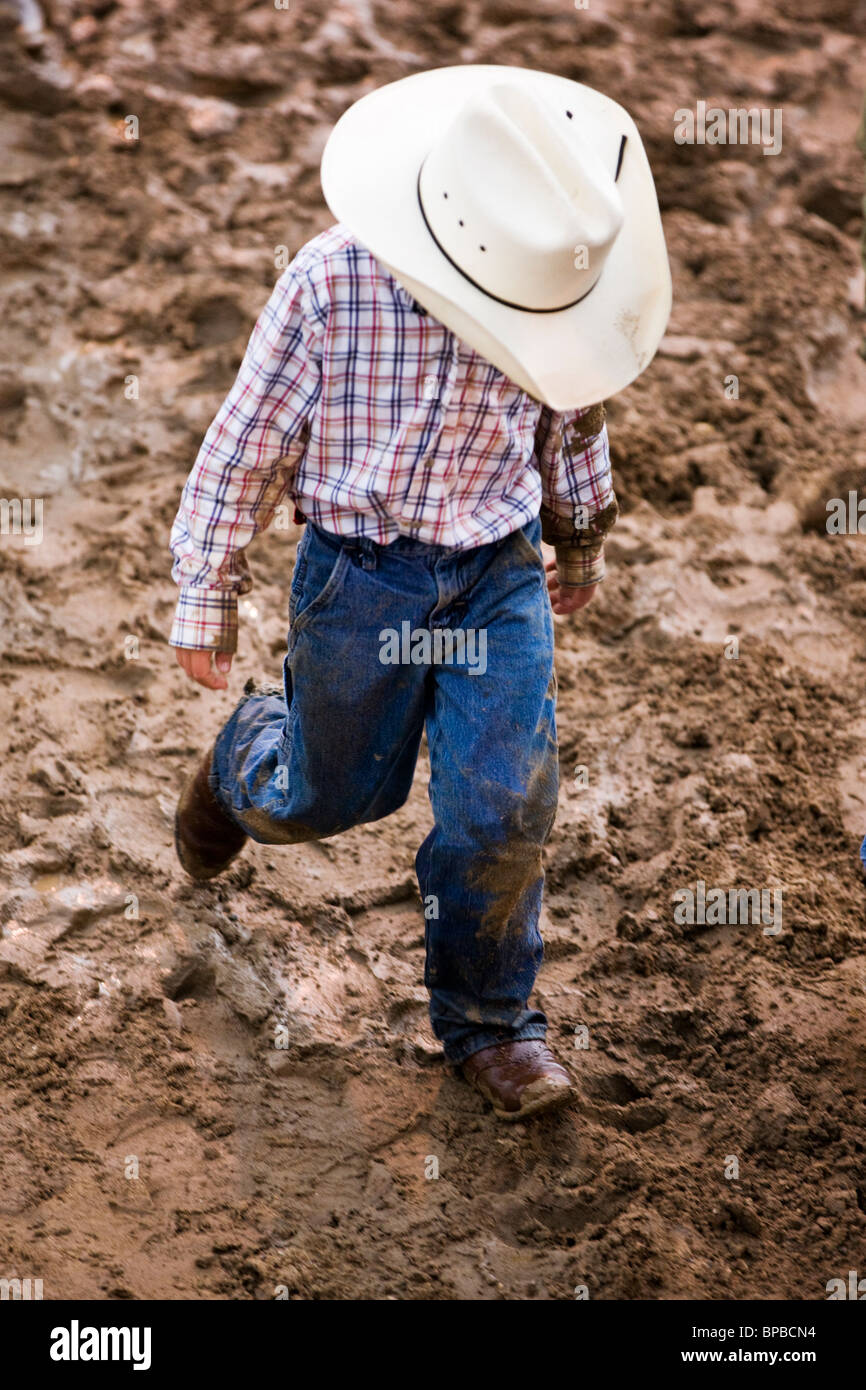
[214,954,275,1025]
[750,1083,807,1150]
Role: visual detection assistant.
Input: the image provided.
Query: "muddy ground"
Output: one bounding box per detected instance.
[1,0,866,1301]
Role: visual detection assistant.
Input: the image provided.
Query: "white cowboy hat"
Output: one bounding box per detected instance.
[320,64,672,411]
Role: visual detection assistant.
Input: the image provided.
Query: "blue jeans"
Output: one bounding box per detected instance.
[210,518,559,1064]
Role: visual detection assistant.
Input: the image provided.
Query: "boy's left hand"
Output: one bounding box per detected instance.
[546,560,598,615]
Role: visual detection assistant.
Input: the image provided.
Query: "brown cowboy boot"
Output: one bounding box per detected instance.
[174,749,247,881]
[462,1040,574,1121]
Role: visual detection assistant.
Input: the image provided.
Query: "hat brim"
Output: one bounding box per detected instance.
[320,65,672,410]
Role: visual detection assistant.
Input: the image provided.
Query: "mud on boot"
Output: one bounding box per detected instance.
[174,748,248,881]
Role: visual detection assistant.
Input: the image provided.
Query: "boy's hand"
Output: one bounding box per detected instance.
[174,648,233,690]
[546,560,599,616]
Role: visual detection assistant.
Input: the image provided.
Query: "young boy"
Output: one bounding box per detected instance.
[169,66,671,1120]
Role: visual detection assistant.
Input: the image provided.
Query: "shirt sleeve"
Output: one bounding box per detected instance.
[535,401,618,587]
[169,263,324,651]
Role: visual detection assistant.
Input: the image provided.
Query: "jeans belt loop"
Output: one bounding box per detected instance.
[356,536,377,571]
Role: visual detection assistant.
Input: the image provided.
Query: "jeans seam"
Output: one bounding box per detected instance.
[208,753,242,824]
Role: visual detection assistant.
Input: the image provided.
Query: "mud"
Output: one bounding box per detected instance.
[1,0,866,1300]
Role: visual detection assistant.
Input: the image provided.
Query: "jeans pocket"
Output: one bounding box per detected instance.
[511,518,545,572]
[289,527,350,639]
[288,532,309,625]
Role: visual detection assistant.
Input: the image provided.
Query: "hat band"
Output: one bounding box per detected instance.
[416,162,602,315]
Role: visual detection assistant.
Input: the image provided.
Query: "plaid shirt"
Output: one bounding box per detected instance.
[169,223,615,651]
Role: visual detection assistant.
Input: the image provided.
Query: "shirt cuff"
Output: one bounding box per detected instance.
[170,587,239,652]
[554,541,605,589]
